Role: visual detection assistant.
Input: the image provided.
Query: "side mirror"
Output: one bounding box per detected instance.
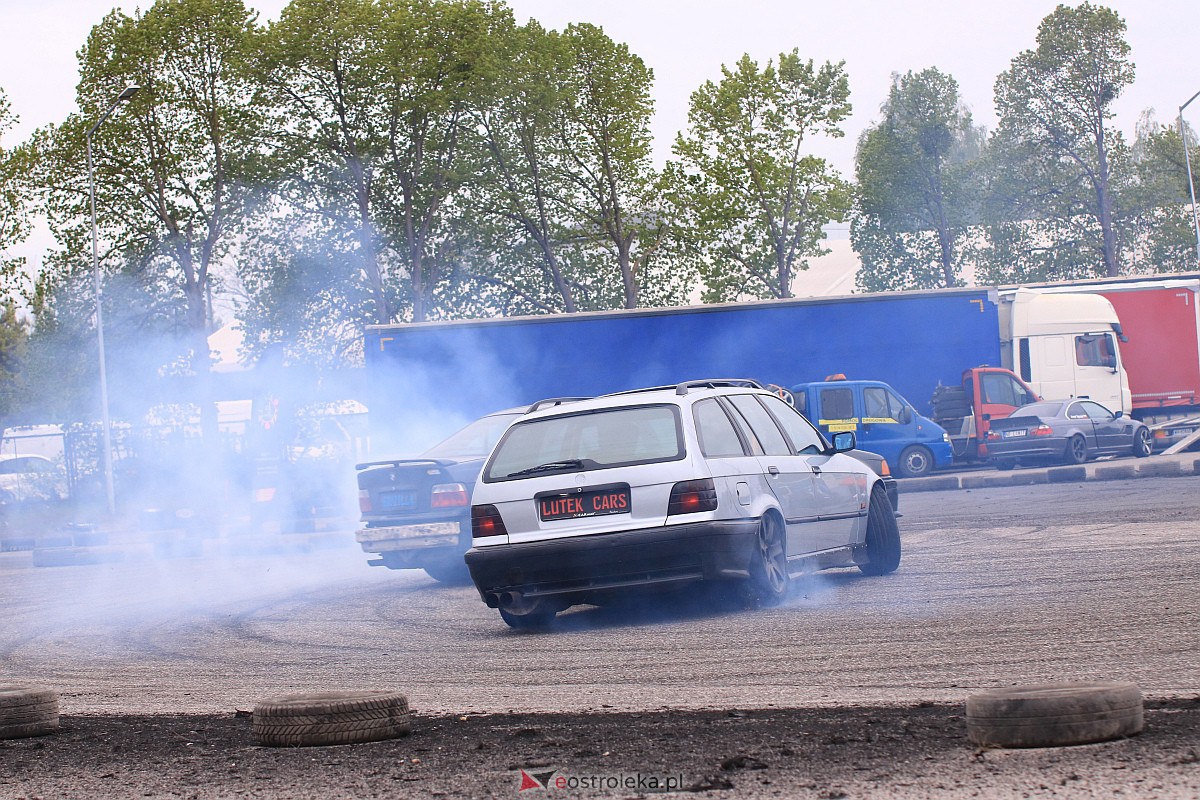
[900,407,913,424]
[831,431,856,452]
[1114,410,1124,419]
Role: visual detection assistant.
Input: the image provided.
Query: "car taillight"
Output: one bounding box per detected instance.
[1031,425,1054,437]
[472,504,508,538]
[431,482,470,508]
[358,489,372,513]
[1153,430,1168,439]
[987,430,1000,440]
[667,478,718,516]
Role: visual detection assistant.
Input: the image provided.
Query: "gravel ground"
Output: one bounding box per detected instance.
[2,700,1200,800]
[2,476,1199,797]
[4,700,1200,799]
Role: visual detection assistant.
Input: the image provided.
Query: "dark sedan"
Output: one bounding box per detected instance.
[987,399,1152,469]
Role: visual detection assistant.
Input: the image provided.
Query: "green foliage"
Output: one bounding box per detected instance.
[1121,113,1200,272]
[852,69,984,291]
[671,50,851,301]
[0,88,30,297]
[979,2,1134,281]
[248,0,510,337]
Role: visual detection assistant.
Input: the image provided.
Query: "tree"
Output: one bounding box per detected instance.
[555,23,686,309]
[0,87,30,298]
[1123,112,1200,272]
[25,0,262,426]
[251,0,509,332]
[982,2,1134,280]
[0,300,30,424]
[671,51,851,301]
[852,69,985,291]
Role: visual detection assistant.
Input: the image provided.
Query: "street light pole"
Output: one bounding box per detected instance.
[1180,89,1200,269]
[87,85,139,516]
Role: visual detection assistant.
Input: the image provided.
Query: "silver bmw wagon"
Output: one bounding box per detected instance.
[466,380,901,629]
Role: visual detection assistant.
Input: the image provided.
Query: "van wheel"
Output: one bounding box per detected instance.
[859,486,901,576]
[897,445,934,478]
[749,514,789,607]
[1065,435,1088,465]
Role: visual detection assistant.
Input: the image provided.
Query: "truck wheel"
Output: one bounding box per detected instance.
[1065,435,1088,465]
[966,682,1143,748]
[897,445,934,478]
[1132,427,1152,458]
[748,513,789,607]
[858,486,901,576]
[994,460,1016,471]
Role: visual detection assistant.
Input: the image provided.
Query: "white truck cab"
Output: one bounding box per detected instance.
[999,289,1130,414]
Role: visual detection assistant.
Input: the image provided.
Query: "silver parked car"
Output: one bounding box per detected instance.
[466,380,901,629]
[986,399,1152,469]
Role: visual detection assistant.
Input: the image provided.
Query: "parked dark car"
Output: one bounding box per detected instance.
[986,400,1152,469]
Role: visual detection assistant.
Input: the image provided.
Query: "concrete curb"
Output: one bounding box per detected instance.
[900,452,1199,494]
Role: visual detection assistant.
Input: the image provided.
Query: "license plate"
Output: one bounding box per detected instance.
[380,490,417,510]
[537,485,630,521]
[1002,429,1027,438]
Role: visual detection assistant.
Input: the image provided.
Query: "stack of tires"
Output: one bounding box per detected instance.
[930,385,971,422]
[0,686,60,739]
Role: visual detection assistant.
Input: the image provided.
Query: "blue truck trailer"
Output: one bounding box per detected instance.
[363,287,1004,455]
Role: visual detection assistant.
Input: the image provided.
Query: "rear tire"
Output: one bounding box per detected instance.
[1065,435,1088,465]
[499,606,556,630]
[421,559,472,585]
[859,486,901,576]
[1132,427,1152,458]
[897,445,934,478]
[749,514,789,606]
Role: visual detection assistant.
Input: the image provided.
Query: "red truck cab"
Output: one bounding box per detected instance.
[932,367,1040,461]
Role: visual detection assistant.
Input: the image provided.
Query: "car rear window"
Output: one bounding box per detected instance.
[1011,402,1062,418]
[484,405,683,481]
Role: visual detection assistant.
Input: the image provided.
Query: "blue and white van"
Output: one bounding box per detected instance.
[789,377,953,478]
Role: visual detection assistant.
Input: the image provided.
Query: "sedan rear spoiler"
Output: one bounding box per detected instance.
[354,458,455,471]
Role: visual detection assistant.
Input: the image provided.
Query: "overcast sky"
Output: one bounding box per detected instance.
[3,0,1197,168]
[1,0,1197,248]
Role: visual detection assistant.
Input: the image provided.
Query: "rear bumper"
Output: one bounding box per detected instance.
[880,477,899,512]
[987,438,1067,461]
[465,519,760,603]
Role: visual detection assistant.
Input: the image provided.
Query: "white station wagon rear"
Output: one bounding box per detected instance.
[466,380,901,629]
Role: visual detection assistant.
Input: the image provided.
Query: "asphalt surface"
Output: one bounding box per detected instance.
[1,462,1198,797]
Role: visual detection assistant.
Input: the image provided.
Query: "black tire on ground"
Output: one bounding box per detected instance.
[966,682,1143,748]
[0,686,60,739]
[1132,427,1152,458]
[1064,435,1088,465]
[499,606,557,630]
[252,691,410,747]
[421,559,472,585]
[994,460,1016,471]
[748,513,789,606]
[897,445,935,478]
[858,485,902,576]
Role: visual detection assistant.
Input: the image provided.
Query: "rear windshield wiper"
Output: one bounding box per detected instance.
[506,459,586,478]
